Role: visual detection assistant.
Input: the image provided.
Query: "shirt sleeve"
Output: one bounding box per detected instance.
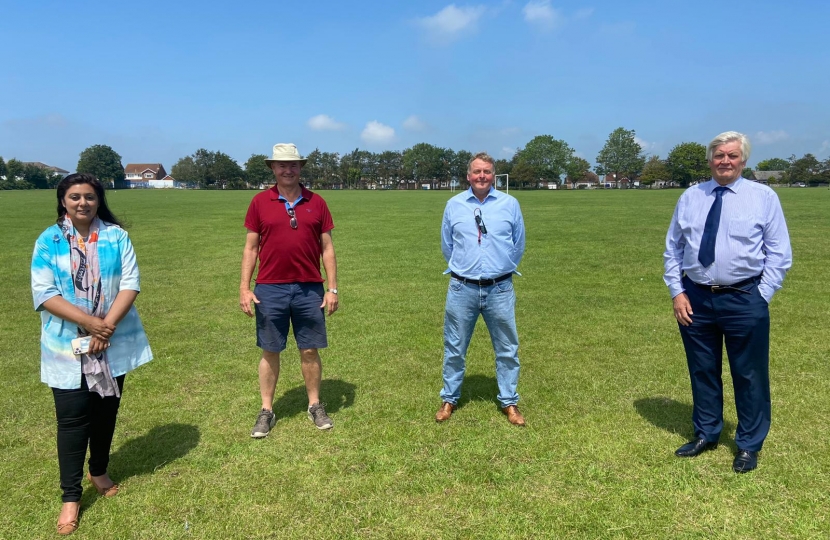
[319,198,335,234]
[663,199,686,299]
[441,203,453,264]
[243,196,261,233]
[118,229,141,292]
[757,191,792,303]
[31,232,61,311]
[512,201,526,269]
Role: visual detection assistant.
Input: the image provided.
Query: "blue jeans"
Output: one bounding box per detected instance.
[440,277,520,408]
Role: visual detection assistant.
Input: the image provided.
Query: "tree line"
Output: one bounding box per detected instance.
[3,129,829,190]
[0,158,63,190]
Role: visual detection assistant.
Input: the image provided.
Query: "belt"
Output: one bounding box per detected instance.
[450,272,512,287]
[690,274,761,294]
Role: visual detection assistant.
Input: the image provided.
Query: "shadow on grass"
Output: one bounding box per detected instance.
[457,374,499,410]
[634,397,694,439]
[80,423,199,507]
[272,378,356,421]
[110,423,200,479]
[634,396,736,447]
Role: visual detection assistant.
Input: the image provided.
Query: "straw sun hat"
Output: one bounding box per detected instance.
[264,143,307,166]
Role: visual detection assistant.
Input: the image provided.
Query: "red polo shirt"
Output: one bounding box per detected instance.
[244,185,334,284]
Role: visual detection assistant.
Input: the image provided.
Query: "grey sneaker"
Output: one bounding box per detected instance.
[308,402,333,430]
[251,408,276,438]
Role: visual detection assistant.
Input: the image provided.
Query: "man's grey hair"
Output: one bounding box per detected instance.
[707,131,751,162]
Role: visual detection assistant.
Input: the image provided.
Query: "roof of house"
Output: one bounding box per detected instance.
[125,163,165,174]
[22,162,69,174]
[753,170,786,181]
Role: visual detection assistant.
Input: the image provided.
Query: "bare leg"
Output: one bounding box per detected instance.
[258,350,281,410]
[300,348,322,406]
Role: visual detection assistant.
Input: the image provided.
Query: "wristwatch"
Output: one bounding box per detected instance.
[329,288,338,294]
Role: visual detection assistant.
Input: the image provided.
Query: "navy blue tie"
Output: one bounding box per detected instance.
[698,186,728,267]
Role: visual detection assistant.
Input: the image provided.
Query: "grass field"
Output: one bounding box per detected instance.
[1,187,828,539]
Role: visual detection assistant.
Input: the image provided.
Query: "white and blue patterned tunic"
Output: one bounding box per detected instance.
[31,221,153,389]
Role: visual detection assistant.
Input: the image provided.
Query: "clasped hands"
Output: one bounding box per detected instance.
[82,316,115,354]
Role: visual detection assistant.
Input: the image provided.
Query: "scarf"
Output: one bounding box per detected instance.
[61,216,120,398]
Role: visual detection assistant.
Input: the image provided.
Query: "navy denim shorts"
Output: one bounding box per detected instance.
[254,283,327,352]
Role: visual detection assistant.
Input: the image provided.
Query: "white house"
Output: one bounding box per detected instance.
[124,163,167,188]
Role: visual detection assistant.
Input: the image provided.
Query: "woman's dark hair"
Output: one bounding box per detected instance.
[56,173,124,228]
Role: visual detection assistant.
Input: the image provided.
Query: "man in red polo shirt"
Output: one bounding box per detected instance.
[240,143,339,438]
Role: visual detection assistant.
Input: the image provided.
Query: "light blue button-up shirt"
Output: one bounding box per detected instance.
[442,187,525,279]
[663,177,792,303]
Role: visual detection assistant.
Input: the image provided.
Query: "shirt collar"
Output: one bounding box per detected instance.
[465,186,498,202]
[270,184,311,202]
[705,176,744,194]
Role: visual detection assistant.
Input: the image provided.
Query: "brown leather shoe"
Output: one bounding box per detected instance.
[88,473,119,497]
[57,503,80,536]
[502,405,526,426]
[435,402,456,422]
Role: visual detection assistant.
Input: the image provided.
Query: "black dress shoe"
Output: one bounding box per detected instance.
[675,438,718,457]
[732,450,758,473]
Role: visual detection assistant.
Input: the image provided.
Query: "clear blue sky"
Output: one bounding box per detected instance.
[2,0,828,172]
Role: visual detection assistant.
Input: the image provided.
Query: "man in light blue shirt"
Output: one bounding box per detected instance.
[435,152,527,426]
[663,131,792,473]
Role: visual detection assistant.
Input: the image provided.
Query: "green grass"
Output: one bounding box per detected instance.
[1,187,828,539]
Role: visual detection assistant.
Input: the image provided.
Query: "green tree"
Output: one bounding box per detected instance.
[510,161,538,188]
[193,149,216,189]
[376,150,403,188]
[513,135,573,188]
[77,144,125,188]
[638,155,669,186]
[783,153,821,185]
[742,167,755,179]
[565,156,591,187]
[338,148,363,189]
[4,159,25,188]
[301,149,323,187]
[353,149,376,187]
[451,150,473,189]
[171,156,200,188]
[494,157,513,175]
[0,157,6,179]
[212,152,244,189]
[244,154,273,188]
[755,158,790,171]
[666,142,709,187]
[320,152,340,187]
[402,143,447,187]
[821,158,830,184]
[595,127,645,187]
[22,163,51,189]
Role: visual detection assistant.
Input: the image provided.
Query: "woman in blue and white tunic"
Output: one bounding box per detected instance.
[31,173,152,535]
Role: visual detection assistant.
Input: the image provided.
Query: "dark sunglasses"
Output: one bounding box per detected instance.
[474,213,487,235]
[286,207,297,229]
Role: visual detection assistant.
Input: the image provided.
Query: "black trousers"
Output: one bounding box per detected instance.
[679,276,770,451]
[52,375,125,502]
